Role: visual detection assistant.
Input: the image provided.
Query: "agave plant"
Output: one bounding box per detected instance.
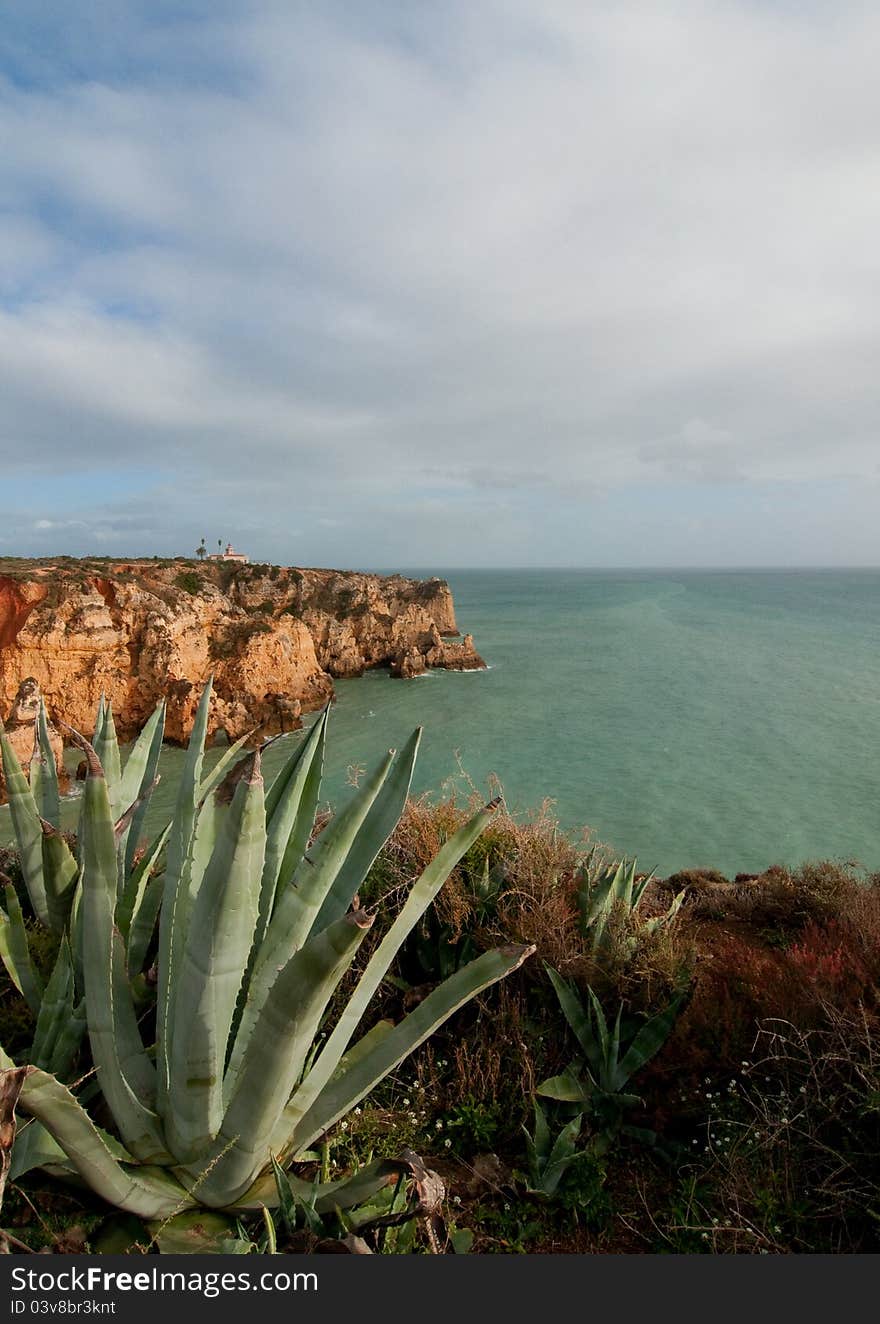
[3,682,533,1217]
[576,854,683,954]
[521,1101,586,1199]
[537,965,685,1144]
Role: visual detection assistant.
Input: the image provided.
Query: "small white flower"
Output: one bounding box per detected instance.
[354,1107,362,1116]
[444,1138,452,1148]
[403,1098,410,1107]
[435,1119,444,1130]
[453,1196,461,1206]
[340,1121,349,1131]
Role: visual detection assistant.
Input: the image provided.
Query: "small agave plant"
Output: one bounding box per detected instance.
[576,853,684,954]
[2,682,533,1217]
[537,965,685,1145]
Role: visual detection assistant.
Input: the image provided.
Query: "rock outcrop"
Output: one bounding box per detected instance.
[0,676,66,798]
[0,559,484,759]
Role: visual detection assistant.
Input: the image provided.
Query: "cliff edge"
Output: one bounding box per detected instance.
[0,558,484,748]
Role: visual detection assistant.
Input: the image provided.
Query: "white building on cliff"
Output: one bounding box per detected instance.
[209,543,249,564]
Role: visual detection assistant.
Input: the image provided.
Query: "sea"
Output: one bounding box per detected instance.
[3,569,879,878]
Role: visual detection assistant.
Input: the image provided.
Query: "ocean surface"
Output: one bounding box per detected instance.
[3,570,879,877]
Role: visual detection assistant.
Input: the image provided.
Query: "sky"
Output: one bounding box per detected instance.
[1,0,879,569]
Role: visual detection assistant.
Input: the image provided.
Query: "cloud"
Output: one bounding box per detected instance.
[1,2,879,565]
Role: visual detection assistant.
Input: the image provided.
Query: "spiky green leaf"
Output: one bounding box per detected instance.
[0,881,44,1013]
[288,943,535,1158]
[166,758,266,1163]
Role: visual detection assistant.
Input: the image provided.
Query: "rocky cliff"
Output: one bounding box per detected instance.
[0,559,484,752]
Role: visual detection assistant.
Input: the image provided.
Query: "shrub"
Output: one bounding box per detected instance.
[173,571,202,595]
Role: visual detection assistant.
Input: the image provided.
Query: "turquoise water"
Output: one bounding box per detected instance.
[3,570,878,876]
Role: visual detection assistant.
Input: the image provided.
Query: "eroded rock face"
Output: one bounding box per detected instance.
[0,561,484,755]
[0,676,66,799]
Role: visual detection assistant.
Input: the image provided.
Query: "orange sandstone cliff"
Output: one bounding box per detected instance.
[0,559,484,750]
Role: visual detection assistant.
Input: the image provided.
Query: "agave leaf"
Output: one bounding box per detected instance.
[531,1100,551,1163]
[535,1071,590,1104]
[617,858,636,910]
[188,790,219,895]
[644,889,685,934]
[196,730,254,804]
[39,820,78,934]
[94,702,123,818]
[286,800,501,1129]
[309,727,421,938]
[225,715,329,1075]
[125,704,166,879]
[68,885,84,990]
[631,869,654,910]
[330,1019,394,1083]
[109,928,156,1106]
[166,757,266,1163]
[77,739,168,1162]
[258,709,328,942]
[190,911,374,1207]
[586,986,610,1080]
[150,1209,242,1254]
[271,1153,302,1232]
[0,723,49,926]
[117,822,170,945]
[608,1001,624,1087]
[33,701,61,828]
[539,1113,583,1197]
[92,694,106,743]
[239,1155,405,1214]
[32,939,75,1071]
[287,943,535,1158]
[126,875,164,979]
[545,965,597,1066]
[48,999,87,1081]
[266,746,396,956]
[14,1067,191,1218]
[0,881,44,1013]
[614,992,685,1090]
[117,702,165,849]
[9,1116,75,1182]
[157,679,213,1111]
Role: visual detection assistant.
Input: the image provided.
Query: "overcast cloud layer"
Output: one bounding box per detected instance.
[1,0,879,568]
